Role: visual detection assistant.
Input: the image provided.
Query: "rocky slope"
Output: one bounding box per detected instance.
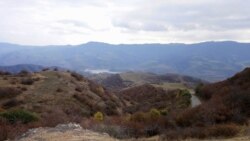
[18,123,117,141]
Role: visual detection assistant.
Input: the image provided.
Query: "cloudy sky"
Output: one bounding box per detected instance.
[0,0,250,45]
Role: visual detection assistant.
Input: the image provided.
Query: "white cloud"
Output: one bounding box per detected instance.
[0,0,249,45]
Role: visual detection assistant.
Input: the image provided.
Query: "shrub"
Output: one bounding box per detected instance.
[75,86,82,92]
[0,71,11,75]
[149,108,161,119]
[42,68,49,71]
[18,70,30,76]
[195,83,204,95]
[2,99,23,109]
[56,88,63,92]
[21,78,34,85]
[144,125,160,137]
[92,124,130,139]
[180,89,191,98]
[0,87,22,100]
[71,72,83,81]
[0,118,8,141]
[207,124,240,137]
[130,112,147,122]
[0,109,38,124]
[94,112,104,121]
[160,109,168,116]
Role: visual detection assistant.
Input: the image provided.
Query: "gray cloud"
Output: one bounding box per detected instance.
[0,0,250,45]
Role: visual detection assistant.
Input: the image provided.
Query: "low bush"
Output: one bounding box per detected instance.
[56,88,63,92]
[75,86,82,92]
[0,87,22,100]
[0,71,11,75]
[163,123,240,140]
[149,108,161,119]
[92,124,131,139]
[2,99,23,109]
[0,109,38,124]
[94,112,104,121]
[207,123,240,137]
[71,72,83,81]
[18,70,30,77]
[21,78,34,85]
[42,68,50,71]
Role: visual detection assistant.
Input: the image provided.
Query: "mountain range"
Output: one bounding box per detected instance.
[0,41,250,82]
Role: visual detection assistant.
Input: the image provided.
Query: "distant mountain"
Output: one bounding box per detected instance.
[0,64,45,73]
[0,41,250,81]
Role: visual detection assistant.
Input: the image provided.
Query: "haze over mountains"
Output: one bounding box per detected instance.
[0,41,250,82]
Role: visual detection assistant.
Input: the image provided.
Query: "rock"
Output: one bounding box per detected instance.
[17,123,118,141]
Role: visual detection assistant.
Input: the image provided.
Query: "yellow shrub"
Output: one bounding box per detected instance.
[94,111,104,121]
[149,108,161,119]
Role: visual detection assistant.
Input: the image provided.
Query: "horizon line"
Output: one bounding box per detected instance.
[0,40,249,47]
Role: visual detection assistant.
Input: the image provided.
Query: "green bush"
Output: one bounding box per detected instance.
[180,89,191,98]
[0,109,38,124]
[160,109,168,116]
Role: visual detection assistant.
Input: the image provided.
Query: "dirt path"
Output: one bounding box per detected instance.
[190,90,201,107]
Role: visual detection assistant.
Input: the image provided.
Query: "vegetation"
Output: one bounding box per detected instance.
[0,68,249,140]
[71,72,84,81]
[94,112,104,121]
[20,78,34,85]
[0,87,22,100]
[0,109,38,124]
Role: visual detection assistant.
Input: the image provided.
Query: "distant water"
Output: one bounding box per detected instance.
[84,69,119,74]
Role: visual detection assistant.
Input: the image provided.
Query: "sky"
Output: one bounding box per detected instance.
[0,0,250,45]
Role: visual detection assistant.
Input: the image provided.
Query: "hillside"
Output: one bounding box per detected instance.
[0,69,127,140]
[196,67,250,101]
[88,71,205,92]
[0,68,249,140]
[0,69,123,121]
[171,68,250,139]
[0,69,195,140]
[0,41,250,81]
[119,84,191,114]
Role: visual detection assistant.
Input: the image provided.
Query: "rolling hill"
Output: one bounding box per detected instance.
[87,71,205,92]
[0,70,124,121]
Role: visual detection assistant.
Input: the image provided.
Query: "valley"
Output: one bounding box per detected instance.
[1,0,250,140]
[0,67,249,140]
